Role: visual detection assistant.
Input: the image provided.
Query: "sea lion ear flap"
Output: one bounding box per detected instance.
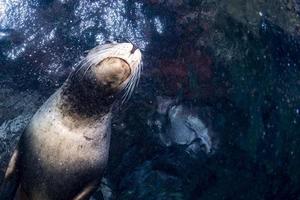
[0,148,20,200]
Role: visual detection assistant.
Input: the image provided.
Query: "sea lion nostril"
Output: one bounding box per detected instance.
[105,40,117,44]
[105,40,113,44]
[120,38,138,53]
[131,44,139,54]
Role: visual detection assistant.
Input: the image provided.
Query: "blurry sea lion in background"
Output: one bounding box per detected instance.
[0,42,142,200]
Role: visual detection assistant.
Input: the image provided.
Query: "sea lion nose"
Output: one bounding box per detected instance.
[130,43,139,54]
[120,38,138,54]
[104,40,116,44]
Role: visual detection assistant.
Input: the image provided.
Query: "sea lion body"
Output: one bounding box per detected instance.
[0,42,142,200]
[19,89,111,200]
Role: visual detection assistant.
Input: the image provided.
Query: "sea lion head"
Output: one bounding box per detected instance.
[63,42,142,116]
[75,42,142,101]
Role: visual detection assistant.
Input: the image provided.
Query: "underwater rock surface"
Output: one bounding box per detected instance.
[0,81,44,184]
[152,96,217,155]
[0,0,300,199]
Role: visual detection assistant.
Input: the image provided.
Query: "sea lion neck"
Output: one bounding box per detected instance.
[59,73,118,119]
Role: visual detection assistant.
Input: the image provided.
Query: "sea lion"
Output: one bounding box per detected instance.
[0,41,142,200]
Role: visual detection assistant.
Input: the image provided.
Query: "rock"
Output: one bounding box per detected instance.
[166,0,183,8]
[153,97,218,155]
[0,83,44,184]
[119,161,184,200]
[90,178,113,200]
[0,114,31,138]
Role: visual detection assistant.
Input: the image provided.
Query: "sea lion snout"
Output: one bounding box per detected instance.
[92,57,131,89]
[130,43,139,54]
[80,42,142,98]
[73,42,142,94]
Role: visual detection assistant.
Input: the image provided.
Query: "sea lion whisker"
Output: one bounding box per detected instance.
[77,51,109,79]
[121,78,134,104]
[132,62,141,89]
[74,55,97,78]
[121,66,139,104]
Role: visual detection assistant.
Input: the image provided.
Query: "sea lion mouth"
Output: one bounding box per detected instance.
[93,57,132,89]
[114,57,132,77]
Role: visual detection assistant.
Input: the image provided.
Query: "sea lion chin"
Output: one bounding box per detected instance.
[0,42,142,200]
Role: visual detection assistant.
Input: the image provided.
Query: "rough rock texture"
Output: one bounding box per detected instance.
[0,78,45,184]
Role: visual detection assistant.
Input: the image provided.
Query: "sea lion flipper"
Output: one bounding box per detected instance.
[0,148,20,200]
[73,180,101,200]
